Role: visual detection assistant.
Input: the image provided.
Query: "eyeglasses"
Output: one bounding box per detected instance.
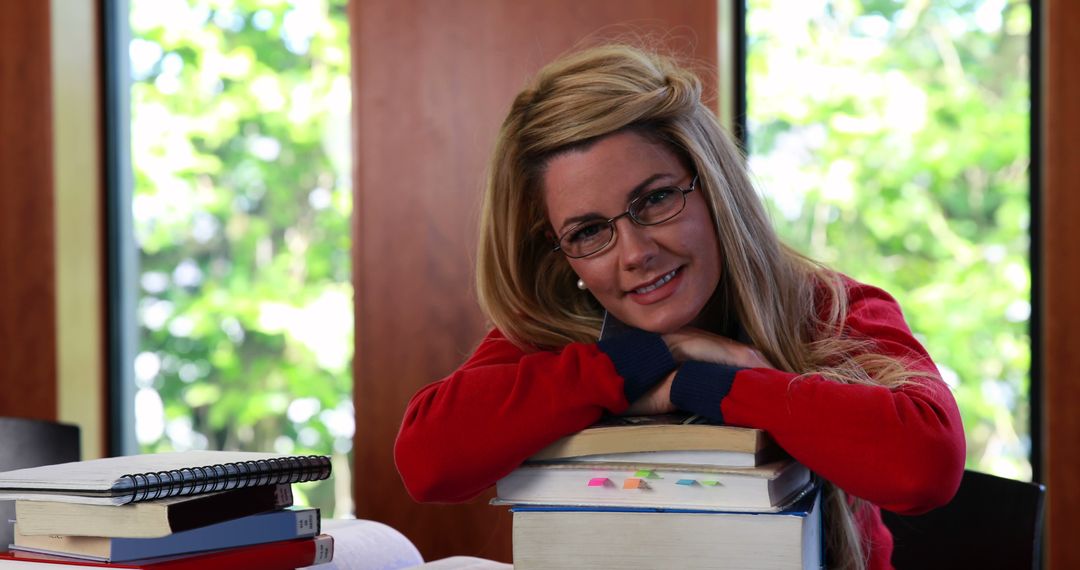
[552,176,699,259]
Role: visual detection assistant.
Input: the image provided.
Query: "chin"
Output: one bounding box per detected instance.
[623,309,698,335]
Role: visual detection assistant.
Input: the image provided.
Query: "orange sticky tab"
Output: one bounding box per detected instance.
[587,477,609,487]
[623,478,647,490]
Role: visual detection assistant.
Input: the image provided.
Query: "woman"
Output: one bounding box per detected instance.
[394,44,965,569]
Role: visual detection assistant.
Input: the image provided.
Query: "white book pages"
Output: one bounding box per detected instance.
[302,518,423,570]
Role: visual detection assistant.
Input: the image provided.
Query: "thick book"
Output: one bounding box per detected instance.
[14,483,293,538]
[494,458,811,512]
[529,414,781,467]
[0,534,333,569]
[10,507,320,562]
[511,485,822,570]
[0,451,331,505]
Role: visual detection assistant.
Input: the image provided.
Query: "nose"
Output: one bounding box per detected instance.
[614,217,658,271]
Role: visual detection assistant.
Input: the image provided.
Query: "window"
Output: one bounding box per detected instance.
[746,0,1033,478]
[117,0,353,516]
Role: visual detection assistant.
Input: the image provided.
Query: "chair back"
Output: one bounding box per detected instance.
[882,469,1046,570]
[0,417,81,549]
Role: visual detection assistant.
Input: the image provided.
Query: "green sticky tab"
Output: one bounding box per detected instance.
[633,469,660,479]
[701,480,721,487]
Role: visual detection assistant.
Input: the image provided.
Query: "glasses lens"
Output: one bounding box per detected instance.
[630,187,686,225]
[561,220,613,258]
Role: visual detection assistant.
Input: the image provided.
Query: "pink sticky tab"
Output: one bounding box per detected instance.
[587,477,609,487]
[623,478,647,490]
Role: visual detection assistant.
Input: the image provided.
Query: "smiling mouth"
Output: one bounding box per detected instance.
[631,268,680,295]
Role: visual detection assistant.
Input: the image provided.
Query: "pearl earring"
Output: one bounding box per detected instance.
[577,278,587,291]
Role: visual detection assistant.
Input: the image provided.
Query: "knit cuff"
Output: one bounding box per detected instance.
[597,328,676,403]
[669,361,742,423]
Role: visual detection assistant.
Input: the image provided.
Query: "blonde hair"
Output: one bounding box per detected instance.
[476,44,926,570]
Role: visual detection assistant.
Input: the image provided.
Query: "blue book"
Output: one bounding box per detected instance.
[11,506,319,562]
[511,485,822,569]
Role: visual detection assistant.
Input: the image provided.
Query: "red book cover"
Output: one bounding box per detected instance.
[0,535,334,569]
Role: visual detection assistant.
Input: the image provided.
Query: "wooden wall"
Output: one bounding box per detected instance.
[0,2,57,421]
[350,0,717,561]
[1043,0,1080,567]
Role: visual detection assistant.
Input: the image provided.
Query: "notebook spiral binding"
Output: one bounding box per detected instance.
[117,455,331,504]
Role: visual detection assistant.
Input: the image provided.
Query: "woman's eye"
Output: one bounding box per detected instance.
[569,222,606,243]
[644,188,676,206]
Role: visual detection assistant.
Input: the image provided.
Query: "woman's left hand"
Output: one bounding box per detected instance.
[662,327,776,369]
[621,369,678,416]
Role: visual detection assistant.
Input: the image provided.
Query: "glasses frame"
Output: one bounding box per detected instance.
[552,175,699,259]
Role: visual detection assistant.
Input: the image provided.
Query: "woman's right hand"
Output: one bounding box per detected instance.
[662,327,775,369]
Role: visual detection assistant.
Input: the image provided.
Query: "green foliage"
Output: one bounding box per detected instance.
[747,0,1031,478]
[129,0,353,515]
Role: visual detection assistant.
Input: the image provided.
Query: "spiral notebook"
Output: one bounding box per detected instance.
[0,451,331,505]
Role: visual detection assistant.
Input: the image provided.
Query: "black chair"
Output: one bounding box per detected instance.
[0,417,81,549]
[882,469,1046,570]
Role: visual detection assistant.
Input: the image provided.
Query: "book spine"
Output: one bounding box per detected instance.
[115,456,331,504]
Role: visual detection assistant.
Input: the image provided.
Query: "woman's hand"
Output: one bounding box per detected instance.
[662,327,775,369]
[621,369,677,416]
[621,330,774,417]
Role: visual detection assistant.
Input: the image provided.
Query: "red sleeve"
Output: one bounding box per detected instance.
[722,279,966,515]
[394,330,630,503]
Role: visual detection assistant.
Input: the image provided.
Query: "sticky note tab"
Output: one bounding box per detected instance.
[701,480,721,487]
[623,478,647,490]
[675,479,697,486]
[587,477,609,487]
[634,469,658,479]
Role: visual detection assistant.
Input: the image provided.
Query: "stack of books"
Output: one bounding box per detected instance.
[0,451,335,569]
[494,414,822,569]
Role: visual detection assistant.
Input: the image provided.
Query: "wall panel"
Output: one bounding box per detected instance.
[351,0,717,561]
[0,2,57,421]
[1043,0,1080,567]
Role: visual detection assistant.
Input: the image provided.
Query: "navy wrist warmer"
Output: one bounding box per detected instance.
[669,361,742,423]
[596,328,676,403]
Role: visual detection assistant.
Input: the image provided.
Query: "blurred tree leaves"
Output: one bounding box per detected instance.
[129,0,353,515]
[747,0,1031,478]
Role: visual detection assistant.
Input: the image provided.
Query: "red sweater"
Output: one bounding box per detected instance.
[395,277,966,569]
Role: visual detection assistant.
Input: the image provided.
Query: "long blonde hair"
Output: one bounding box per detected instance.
[476,44,924,570]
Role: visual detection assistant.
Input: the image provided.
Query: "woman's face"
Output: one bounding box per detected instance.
[543,130,723,334]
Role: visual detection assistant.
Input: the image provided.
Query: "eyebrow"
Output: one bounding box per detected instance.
[558,173,677,232]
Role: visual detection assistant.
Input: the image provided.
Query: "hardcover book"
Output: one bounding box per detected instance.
[14,484,293,538]
[0,534,333,569]
[511,485,822,570]
[10,507,320,562]
[529,414,782,468]
[495,458,811,512]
